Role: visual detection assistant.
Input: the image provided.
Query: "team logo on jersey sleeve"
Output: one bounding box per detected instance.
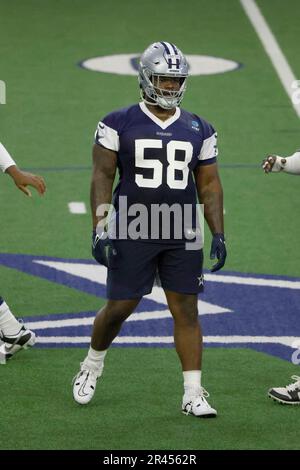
[96,122,106,138]
[95,122,107,145]
[191,120,200,131]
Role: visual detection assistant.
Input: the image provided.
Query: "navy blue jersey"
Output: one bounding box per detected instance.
[94,102,218,242]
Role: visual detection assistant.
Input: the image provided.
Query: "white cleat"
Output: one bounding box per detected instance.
[72,364,99,405]
[268,376,300,405]
[0,326,36,364]
[182,388,217,418]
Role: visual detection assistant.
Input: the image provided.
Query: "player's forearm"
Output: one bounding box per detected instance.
[199,181,224,234]
[5,165,20,179]
[0,142,16,172]
[90,174,114,229]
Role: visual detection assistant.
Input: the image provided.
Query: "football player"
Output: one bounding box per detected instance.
[73,42,227,417]
[262,150,300,404]
[0,141,46,364]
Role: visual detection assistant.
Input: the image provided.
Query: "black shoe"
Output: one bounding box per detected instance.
[0,326,36,364]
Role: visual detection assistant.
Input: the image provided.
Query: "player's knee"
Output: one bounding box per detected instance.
[169,296,197,323]
[103,305,133,325]
[183,310,198,326]
[172,306,198,326]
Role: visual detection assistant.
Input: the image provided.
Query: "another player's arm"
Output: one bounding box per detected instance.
[0,142,46,196]
[194,163,226,272]
[90,143,117,230]
[262,151,300,175]
[6,166,46,196]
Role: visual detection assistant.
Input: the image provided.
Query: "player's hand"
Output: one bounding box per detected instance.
[262,155,285,173]
[210,233,226,272]
[92,230,117,268]
[7,167,46,196]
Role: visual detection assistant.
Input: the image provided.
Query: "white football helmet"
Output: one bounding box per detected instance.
[138,41,189,110]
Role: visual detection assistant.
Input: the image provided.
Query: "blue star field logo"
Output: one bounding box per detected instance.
[0,253,299,362]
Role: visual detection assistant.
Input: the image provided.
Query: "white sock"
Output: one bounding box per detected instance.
[0,300,23,336]
[81,346,107,376]
[183,370,202,396]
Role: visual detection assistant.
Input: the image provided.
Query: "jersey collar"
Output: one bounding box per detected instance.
[139,102,181,130]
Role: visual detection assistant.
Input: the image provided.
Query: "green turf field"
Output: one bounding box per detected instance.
[0,0,299,451]
[1,348,300,450]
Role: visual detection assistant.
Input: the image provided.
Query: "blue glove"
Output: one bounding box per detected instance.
[92,230,117,268]
[210,233,227,272]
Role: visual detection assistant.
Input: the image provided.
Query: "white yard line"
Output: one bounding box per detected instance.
[68,202,87,214]
[240,0,300,118]
[36,335,299,347]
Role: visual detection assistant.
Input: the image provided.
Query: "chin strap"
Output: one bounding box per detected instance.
[142,95,177,111]
[140,90,158,106]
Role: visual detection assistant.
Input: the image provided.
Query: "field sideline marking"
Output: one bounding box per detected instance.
[36,335,299,347]
[240,0,300,118]
[21,163,264,173]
